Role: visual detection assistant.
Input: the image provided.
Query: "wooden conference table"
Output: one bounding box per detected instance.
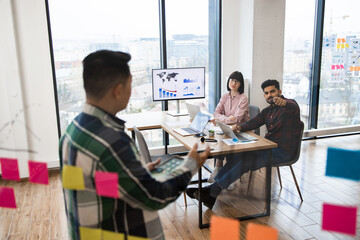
[121,111,277,228]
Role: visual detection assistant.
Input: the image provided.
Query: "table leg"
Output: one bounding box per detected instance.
[198,150,272,228]
[265,149,272,216]
[198,167,203,228]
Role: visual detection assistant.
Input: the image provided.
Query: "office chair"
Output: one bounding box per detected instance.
[249,105,260,135]
[247,121,304,201]
[133,126,188,206]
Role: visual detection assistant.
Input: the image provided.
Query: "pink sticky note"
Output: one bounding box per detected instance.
[322,203,357,236]
[95,171,119,198]
[341,65,344,69]
[0,186,17,209]
[0,158,20,181]
[336,65,340,69]
[28,161,49,185]
[331,65,335,70]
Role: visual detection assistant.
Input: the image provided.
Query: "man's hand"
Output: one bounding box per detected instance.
[272,97,286,107]
[146,158,161,171]
[188,143,210,167]
[232,124,241,133]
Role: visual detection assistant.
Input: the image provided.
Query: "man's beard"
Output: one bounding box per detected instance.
[266,97,274,104]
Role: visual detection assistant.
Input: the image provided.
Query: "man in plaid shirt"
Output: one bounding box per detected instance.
[59,50,210,240]
[186,79,301,209]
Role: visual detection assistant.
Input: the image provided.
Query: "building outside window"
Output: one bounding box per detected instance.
[48,0,213,148]
[319,0,360,128]
[282,0,315,129]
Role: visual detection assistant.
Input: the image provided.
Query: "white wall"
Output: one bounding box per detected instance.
[0,0,59,177]
[222,0,286,135]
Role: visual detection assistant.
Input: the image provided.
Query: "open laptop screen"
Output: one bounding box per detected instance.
[189,112,210,132]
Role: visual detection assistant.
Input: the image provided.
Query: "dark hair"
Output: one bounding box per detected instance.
[82,50,131,99]
[261,79,280,90]
[226,71,244,93]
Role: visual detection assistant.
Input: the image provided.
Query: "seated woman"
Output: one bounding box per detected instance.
[209,71,250,190]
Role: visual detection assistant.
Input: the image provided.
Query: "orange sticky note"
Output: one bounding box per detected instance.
[350,66,354,71]
[341,38,345,43]
[210,215,239,240]
[246,223,278,240]
[337,38,341,43]
[62,165,85,190]
[79,227,101,240]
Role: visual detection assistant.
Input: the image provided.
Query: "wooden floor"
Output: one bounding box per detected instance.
[0,134,359,239]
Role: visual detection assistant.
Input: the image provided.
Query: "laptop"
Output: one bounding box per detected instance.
[216,121,258,142]
[173,112,211,136]
[185,103,201,121]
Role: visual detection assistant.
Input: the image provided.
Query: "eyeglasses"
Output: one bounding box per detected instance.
[230,79,240,84]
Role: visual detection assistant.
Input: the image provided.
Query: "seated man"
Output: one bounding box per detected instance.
[186,79,301,209]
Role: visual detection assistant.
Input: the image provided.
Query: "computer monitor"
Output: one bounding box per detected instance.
[152,67,205,116]
[152,67,205,101]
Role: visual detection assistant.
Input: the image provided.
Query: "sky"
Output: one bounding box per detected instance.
[48,0,209,40]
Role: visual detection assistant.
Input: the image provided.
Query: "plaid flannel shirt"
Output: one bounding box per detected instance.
[240,97,301,158]
[59,104,198,240]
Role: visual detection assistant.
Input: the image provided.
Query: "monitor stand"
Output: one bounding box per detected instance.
[167,100,188,117]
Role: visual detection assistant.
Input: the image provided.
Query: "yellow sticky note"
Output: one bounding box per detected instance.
[128,235,150,240]
[102,230,125,240]
[341,44,345,49]
[210,215,240,240]
[62,165,85,190]
[346,43,349,48]
[336,44,341,49]
[79,227,101,240]
[246,223,278,240]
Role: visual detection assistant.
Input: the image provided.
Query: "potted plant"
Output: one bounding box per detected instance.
[208,129,215,137]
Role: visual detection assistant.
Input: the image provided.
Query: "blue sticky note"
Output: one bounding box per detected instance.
[325,147,360,181]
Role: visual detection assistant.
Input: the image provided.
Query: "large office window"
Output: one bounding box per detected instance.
[283,0,316,129]
[284,0,360,134]
[48,0,161,134]
[48,0,219,148]
[165,0,210,112]
[319,0,360,128]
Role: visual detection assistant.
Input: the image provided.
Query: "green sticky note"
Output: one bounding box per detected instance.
[62,165,85,190]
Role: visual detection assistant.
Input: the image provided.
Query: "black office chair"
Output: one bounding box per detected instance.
[247,121,304,201]
[133,126,188,206]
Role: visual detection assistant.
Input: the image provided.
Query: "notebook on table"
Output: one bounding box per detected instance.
[216,121,258,142]
[173,112,211,136]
